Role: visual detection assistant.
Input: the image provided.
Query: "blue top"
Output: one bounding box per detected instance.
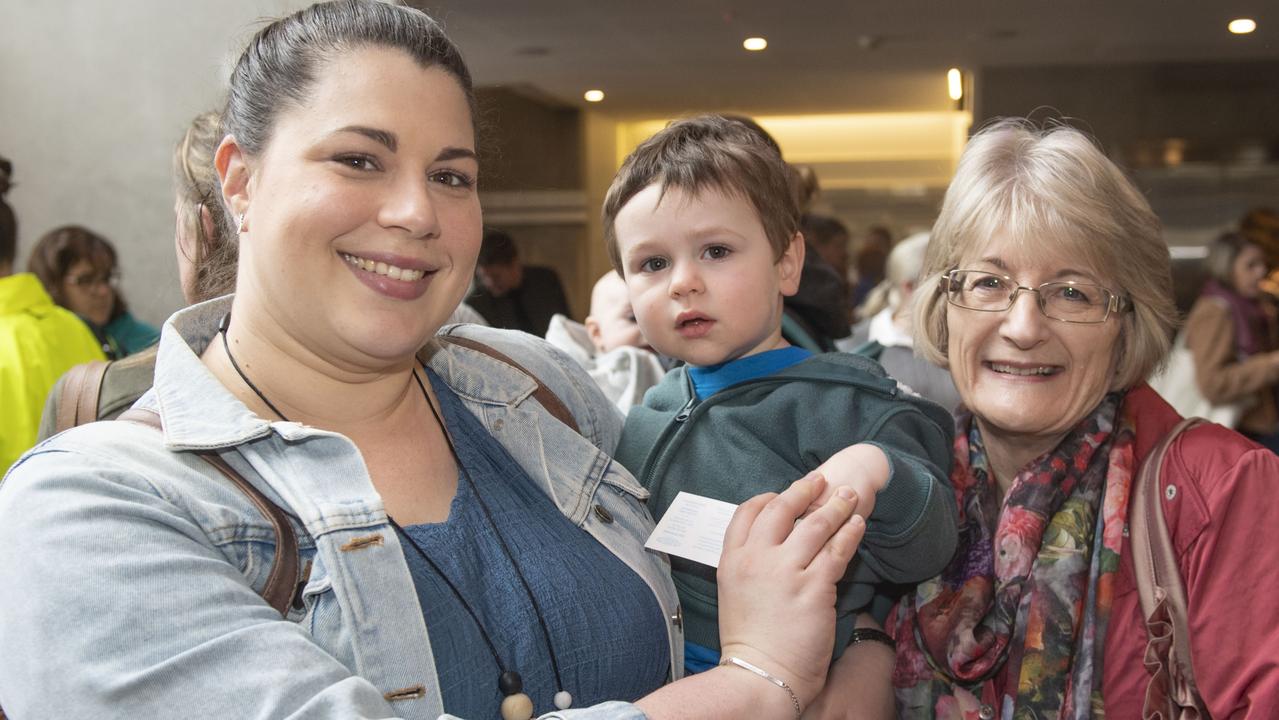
[687,346,812,400]
[402,369,670,717]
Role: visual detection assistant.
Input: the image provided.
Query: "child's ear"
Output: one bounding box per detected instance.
[777,231,805,297]
[585,315,606,354]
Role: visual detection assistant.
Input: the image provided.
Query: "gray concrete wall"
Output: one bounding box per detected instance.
[0,0,309,326]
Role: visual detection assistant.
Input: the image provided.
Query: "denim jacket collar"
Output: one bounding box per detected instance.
[148,296,275,450]
[149,296,542,451]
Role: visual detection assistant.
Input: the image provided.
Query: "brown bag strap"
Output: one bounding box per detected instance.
[55,360,111,432]
[1131,416,1210,719]
[434,335,580,434]
[118,408,300,617]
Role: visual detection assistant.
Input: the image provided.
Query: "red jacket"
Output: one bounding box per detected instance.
[1104,384,1279,717]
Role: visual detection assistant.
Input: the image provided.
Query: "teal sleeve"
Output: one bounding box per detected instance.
[105,314,160,357]
[852,405,958,585]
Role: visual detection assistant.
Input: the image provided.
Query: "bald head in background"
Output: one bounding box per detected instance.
[586,271,648,354]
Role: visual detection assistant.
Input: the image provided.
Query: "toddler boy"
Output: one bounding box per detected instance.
[606,115,957,680]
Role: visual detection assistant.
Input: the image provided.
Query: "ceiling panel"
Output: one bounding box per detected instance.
[415,0,1277,114]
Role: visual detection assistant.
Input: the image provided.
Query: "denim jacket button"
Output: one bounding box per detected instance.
[593,504,614,524]
[493,418,504,431]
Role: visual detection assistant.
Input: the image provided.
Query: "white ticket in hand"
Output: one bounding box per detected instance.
[644,491,739,568]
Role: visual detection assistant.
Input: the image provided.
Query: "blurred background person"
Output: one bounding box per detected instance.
[802,213,850,292]
[794,213,854,348]
[28,225,160,359]
[1185,230,1279,452]
[468,228,569,336]
[849,224,893,320]
[785,222,852,352]
[38,111,236,436]
[0,156,104,473]
[173,111,238,310]
[545,270,664,412]
[1241,207,1279,296]
[841,231,961,412]
[1242,207,1279,267]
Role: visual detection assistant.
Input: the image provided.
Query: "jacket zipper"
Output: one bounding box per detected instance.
[673,396,696,422]
[640,395,698,488]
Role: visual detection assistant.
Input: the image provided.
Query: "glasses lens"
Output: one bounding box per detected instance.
[1039,282,1110,322]
[947,271,1013,311]
[70,271,119,288]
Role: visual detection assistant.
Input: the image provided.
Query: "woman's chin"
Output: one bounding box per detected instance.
[969,378,1057,416]
[353,332,432,365]
[971,401,1064,441]
[327,314,439,366]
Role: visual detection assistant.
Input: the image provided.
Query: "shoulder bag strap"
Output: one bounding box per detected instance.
[435,335,580,434]
[1130,416,1210,719]
[118,408,300,617]
[55,360,111,432]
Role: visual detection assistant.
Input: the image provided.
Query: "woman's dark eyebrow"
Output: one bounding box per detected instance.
[437,147,477,162]
[335,125,397,152]
[330,128,474,162]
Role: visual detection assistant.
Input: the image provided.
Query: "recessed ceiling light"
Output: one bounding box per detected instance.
[743,37,768,52]
[1229,18,1257,34]
[584,89,605,103]
[947,68,963,101]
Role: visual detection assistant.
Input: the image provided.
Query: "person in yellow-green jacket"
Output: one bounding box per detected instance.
[0,160,104,474]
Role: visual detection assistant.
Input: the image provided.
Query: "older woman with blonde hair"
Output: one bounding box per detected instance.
[887,119,1279,717]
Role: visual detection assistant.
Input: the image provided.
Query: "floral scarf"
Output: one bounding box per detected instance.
[889,392,1135,719]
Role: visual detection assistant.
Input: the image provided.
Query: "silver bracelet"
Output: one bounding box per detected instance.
[718,656,802,720]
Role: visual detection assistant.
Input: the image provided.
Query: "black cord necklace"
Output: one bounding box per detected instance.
[217,313,572,720]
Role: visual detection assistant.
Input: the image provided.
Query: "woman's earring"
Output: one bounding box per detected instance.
[238,211,248,234]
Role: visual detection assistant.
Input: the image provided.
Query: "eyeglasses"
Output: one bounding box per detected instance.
[941,269,1129,324]
[67,270,121,289]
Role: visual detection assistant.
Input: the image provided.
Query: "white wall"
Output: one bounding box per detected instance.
[0,0,310,326]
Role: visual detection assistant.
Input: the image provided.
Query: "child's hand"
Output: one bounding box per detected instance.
[802,444,889,521]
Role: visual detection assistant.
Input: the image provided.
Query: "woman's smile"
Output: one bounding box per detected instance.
[338,249,438,301]
[339,251,428,282]
[982,360,1064,379]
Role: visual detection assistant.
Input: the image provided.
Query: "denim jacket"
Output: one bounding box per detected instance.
[0,297,682,719]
